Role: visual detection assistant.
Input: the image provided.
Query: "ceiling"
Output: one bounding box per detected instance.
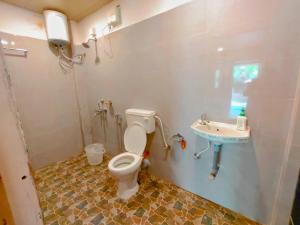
[1,0,113,21]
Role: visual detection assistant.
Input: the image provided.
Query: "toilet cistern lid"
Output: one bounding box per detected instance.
[124,124,147,156]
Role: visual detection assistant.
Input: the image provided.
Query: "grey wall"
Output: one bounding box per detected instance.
[76,0,300,223]
[1,32,83,169]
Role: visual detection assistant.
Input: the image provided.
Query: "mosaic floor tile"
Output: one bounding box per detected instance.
[34,153,261,225]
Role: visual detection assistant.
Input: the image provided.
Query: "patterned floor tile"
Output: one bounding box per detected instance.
[34,154,261,225]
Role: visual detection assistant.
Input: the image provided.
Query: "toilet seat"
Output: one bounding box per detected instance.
[108,152,142,176]
[109,124,146,176]
[124,124,147,156]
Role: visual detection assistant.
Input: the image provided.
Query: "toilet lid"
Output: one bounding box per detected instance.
[124,124,146,156]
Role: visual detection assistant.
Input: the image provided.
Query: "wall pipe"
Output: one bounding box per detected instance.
[209,143,222,180]
[154,115,169,150]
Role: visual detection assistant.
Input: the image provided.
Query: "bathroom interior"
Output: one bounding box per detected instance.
[0,0,299,225]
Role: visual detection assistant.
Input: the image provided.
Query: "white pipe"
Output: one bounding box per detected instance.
[193,141,210,159]
[154,115,169,149]
[290,216,295,225]
[59,48,84,64]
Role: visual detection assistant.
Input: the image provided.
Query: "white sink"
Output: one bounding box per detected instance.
[191,120,250,144]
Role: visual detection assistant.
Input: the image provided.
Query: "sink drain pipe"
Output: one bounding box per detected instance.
[209,143,222,180]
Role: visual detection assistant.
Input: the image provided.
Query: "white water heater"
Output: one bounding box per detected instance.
[43,10,70,47]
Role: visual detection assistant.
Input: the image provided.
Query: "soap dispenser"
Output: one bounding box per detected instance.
[237,108,247,131]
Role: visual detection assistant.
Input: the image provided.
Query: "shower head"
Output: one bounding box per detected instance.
[82,36,97,48]
[82,42,90,48]
[82,35,99,64]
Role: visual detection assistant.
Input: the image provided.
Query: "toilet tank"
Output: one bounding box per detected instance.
[125,109,156,133]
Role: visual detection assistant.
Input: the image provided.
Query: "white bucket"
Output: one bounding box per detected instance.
[84,143,105,166]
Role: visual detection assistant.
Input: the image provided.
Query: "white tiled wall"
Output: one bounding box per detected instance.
[0,45,43,225]
[1,32,83,169]
[1,0,299,224]
[76,0,300,223]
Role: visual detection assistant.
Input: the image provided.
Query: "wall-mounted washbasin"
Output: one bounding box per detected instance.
[191,118,251,179]
[191,120,250,144]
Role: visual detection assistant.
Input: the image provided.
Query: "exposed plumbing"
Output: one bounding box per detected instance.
[192,139,222,179]
[95,100,108,143]
[115,113,123,151]
[209,143,222,180]
[154,115,170,150]
[170,133,187,149]
[165,133,186,160]
[193,141,211,159]
[57,47,85,73]
[170,133,184,142]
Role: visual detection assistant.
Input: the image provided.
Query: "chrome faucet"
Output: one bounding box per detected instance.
[94,99,107,117]
[199,113,209,125]
[94,108,107,116]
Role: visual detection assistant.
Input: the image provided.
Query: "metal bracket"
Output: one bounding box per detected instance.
[170,133,185,142]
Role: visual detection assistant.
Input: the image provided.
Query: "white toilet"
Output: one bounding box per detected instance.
[108,108,156,200]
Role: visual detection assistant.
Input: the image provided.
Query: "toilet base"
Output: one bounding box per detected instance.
[117,183,139,200]
[116,170,140,200]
